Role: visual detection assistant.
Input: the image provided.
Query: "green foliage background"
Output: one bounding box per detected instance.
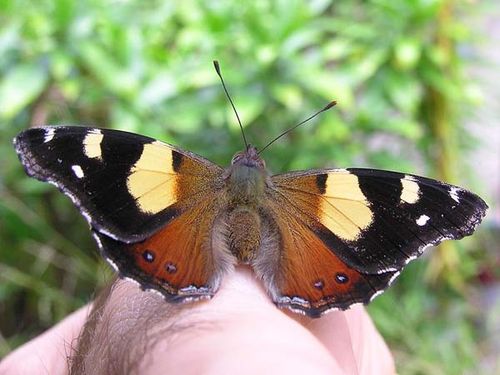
[0,0,495,373]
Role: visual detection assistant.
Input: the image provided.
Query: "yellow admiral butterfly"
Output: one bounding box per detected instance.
[13,65,488,318]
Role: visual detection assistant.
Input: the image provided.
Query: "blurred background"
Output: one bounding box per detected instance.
[0,0,498,373]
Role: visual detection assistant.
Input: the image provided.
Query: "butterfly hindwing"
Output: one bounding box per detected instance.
[93,200,233,301]
[253,206,397,317]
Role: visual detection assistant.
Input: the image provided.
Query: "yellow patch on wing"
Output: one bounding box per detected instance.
[127,141,178,214]
[400,177,420,204]
[319,172,373,241]
[83,130,104,160]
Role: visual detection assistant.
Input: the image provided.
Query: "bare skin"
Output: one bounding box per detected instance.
[0,267,395,375]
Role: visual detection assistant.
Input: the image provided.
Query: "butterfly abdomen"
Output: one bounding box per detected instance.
[227,207,261,263]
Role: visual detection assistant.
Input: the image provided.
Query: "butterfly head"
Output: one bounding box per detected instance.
[231,145,266,169]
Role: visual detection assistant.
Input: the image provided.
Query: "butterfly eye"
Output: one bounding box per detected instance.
[231,152,244,165]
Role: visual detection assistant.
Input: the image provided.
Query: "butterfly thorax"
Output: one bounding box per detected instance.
[225,146,269,263]
[226,146,268,206]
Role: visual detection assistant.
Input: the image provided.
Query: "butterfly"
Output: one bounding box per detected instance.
[13,123,488,317]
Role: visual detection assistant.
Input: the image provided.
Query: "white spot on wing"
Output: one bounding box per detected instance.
[71,165,84,178]
[375,265,398,274]
[449,187,460,203]
[44,128,56,143]
[416,214,430,226]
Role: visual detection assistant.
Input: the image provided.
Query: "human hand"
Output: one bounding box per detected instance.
[0,267,395,375]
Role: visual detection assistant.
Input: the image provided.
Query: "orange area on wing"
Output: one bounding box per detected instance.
[131,211,211,292]
[272,171,373,242]
[279,216,362,305]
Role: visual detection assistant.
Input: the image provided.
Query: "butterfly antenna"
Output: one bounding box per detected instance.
[213,60,249,150]
[258,100,337,155]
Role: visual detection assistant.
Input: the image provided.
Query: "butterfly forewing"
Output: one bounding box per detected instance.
[14,127,223,242]
[271,168,487,273]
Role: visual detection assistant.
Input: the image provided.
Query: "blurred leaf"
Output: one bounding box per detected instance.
[384,71,422,115]
[138,71,177,109]
[272,83,303,109]
[78,42,138,97]
[229,90,265,126]
[50,50,72,80]
[393,37,422,71]
[0,64,48,120]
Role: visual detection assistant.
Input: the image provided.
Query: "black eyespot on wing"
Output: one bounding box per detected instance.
[142,250,155,263]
